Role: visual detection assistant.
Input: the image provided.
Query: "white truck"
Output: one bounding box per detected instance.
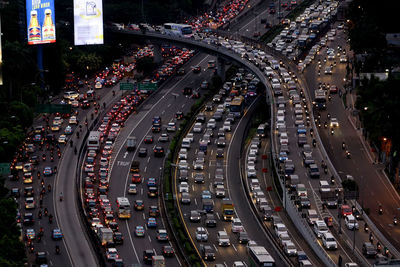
[152,255,165,267]
[98,227,113,246]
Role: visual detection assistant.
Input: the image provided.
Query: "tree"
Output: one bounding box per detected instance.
[76,53,102,75]
[136,56,157,76]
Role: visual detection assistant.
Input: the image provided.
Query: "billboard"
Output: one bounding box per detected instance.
[26,0,56,45]
[73,0,104,45]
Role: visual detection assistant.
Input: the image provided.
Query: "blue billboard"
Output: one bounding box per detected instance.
[26,0,56,45]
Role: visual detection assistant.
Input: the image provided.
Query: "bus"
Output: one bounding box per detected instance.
[248,246,275,267]
[116,197,131,219]
[163,23,193,38]
[87,131,101,151]
[229,96,245,118]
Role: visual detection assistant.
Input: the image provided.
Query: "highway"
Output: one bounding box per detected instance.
[303,22,400,256]
[105,52,216,265]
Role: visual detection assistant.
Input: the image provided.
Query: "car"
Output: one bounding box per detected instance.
[51,124,60,132]
[217,230,230,246]
[52,229,63,240]
[193,122,203,133]
[148,205,159,217]
[146,177,157,187]
[58,134,67,144]
[238,231,250,244]
[23,172,33,184]
[281,240,297,257]
[144,135,154,144]
[192,65,201,73]
[35,251,47,264]
[106,248,119,261]
[134,200,144,211]
[26,228,36,240]
[341,205,352,217]
[181,192,191,204]
[131,173,142,183]
[193,160,204,170]
[128,184,137,194]
[143,249,154,264]
[153,146,165,157]
[362,242,377,258]
[43,166,53,176]
[63,125,72,136]
[23,213,34,225]
[205,214,217,228]
[217,137,226,147]
[135,226,145,237]
[147,217,157,228]
[322,232,337,250]
[162,245,175,257]
[194,173,205,184]
[179,182,189,193]
[175,111,184,120]
[158,133,169,142]
[25,197,35,209]
[156,229,169,241]
[190,210,201,222]
[201,190,212,199]
[151,124,161,133]
[166,122,176,132]
[201,244,215,261]
[196,227,209,241]
[138,147,148,157]
[330,118,339,127]
[216,148,224,158]
[232,218,244,233]
[113,232,124,244]
[345,215,359,230]
[147,186,158,197]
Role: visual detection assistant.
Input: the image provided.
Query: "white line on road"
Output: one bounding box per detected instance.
[232,244,237,252]
[148,236,152,242]
[194,198,197,206]
[213,244,218,252]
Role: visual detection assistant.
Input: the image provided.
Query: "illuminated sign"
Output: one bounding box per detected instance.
[26,0,56,45]
[74,0,104,45]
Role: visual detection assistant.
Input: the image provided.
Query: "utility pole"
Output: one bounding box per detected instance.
[0,1,9,86]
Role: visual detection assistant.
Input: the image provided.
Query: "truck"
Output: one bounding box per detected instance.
[126,136,137,151]
[320,189,338,208]
[202,198,214,213]
[313,89,327,110]
[98,227,113,246]
[152,255,165,267]
[222,198,234,221]
[130,161,140,173]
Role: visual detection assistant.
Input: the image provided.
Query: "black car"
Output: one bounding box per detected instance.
[35,251,47,264]
[151,124,161,133]
[143,249,154,264]
[45,134,55,143]
[81,100,90,109]
[192,66,201,73]
[138,147,148,157]
[362,242,377,258]
[147,186,158,198]
[194,173,205,184]
[23,213,34,225]
[162,245,174,257]
[177,68,185,75]
[299,196,311,209]
[201,244,215,261]
[205,102,213,111]
[183,87,193,95]
[153,146,165,157]
[238,231,250,244]
[113,232,124,244]
[205,214,217,228]
[175,111,184,120]
[30,155,39,165]
[144,135,153,144]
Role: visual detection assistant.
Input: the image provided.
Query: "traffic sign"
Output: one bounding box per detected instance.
[138,83,157,91]
[120,82,136,90]
[36,104,72,114]
[0,163,10,175]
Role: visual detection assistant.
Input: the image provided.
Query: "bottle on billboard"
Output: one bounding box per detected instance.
[42,9,56,41]
[28,10,41,42]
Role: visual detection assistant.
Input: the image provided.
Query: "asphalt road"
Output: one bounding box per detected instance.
[302,23,397,261]
[105,52,216,266]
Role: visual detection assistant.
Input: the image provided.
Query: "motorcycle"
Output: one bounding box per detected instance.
[55,245,60,255]
[324,167,328,174]
[377,242,381,252]
[330,128,334,135]
[312,139,317,147]
[330,176,335,184]
[48,184,52,192]
[342,142,346,150]
[346,150,351,159]
[364,223,369,232]
[324,122,328,128]
[394,217,398,225]
[42,154,46,161]
[379,205,383,215]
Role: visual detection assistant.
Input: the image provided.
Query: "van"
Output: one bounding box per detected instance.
[306,209,318,225]
[296,184,307,197]
[199,141,208,154]
[182,138,191,149]
[126,137,137,151]
[288,174,299,191]
[313,220,328,238]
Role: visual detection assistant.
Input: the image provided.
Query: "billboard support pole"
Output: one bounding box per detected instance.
[37,44,44,88]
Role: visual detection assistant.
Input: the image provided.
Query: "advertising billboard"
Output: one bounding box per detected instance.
[26,0,56,45]
[73,0,104,45]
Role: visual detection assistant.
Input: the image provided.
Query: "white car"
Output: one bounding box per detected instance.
[215,185,226,198]
[345,215,359,230]
[179,148,188,160]
[314,220,329,238]
[195,227,209,241]
[322,232,337,250]
[106,248,119,261]
[179,182,189,193]
[217,230,230,246]
[284,242,297,256]
[186,133,194,142]
[279,132,289,145]
[222,121,231,132]
[166,122,176,132]
[178,160,189,170]
[247,166,257,178]
[58,134,67,144]
[330,118,339,127]
[278,232,291,248]
[69,116,78,125]
[274,223,288,237]
[206,119,216,129]
[193,123,203,133]
[193,160,204,170]
[128,184,137,194]
[231,218,244,233]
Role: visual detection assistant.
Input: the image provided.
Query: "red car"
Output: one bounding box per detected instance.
[341,205,352,217]
[132,174,142,183]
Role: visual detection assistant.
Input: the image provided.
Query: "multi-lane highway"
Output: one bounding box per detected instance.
[103,52,217,265]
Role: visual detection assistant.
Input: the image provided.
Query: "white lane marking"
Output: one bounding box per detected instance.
[148,236,152,242]
[213,244,218,252]
[232,244,237,252]
[194,198,197,206]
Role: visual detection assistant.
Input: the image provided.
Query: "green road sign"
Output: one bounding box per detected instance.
[120,82,136,90]
[36,104,72,114]
[0,163,10,175]
[138,83,157,91]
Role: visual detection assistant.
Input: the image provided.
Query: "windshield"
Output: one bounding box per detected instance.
[225,210,234,215]
[181,27,192,35]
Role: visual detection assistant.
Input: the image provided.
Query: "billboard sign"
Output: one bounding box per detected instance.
[26,0,56,45]
[73,0,104,45]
